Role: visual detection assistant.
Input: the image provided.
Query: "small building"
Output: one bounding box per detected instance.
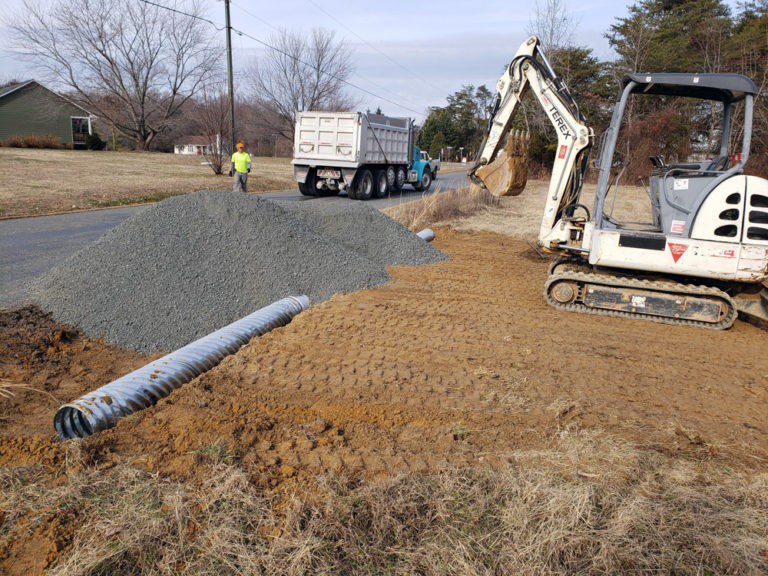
[174,135,219,155]
[0,80,95,146]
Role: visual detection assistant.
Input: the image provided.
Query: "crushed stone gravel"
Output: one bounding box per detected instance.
[283,200,446,267]
[30,191,443,353]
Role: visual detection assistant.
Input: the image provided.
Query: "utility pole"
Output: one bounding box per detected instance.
[224,0,236,154]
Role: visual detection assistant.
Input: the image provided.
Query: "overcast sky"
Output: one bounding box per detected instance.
[0,0,746,119]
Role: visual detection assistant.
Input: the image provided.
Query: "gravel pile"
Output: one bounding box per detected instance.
[30,191,394,353]
[284,201,446,267]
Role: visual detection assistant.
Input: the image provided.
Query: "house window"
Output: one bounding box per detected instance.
[71,117,91,143]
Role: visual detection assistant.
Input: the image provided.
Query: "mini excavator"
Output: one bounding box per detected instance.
[470,35,768,329]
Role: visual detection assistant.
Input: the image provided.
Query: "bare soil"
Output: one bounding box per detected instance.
[0,306,150,452]
[0,149,295,218]
[1,229,767,573]
[3,230,767,476]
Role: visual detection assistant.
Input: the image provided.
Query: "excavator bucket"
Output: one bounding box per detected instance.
[474,130,529,197]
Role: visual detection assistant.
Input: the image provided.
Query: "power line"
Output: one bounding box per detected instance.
[231,2,428,114]
[231,25,426,117]
[138,0,224,30]
[229,2,280,32]
[136,0,427,118]
[305,0,450,95]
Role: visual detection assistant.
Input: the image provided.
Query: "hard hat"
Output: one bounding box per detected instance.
[236,142,244,149]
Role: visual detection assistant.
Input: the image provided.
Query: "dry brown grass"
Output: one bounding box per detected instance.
[0,148,296,218]
[2,430,765,575]
[0,378,58,403]
[384,186,501,231]
[447,180,652,240]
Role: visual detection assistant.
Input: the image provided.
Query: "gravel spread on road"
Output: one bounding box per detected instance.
[30,191,442,353]
[284,201,446,267]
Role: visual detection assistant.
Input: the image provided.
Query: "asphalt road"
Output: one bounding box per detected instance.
[0,170,469,308]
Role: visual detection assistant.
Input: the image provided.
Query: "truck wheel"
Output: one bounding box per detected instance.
[420,168,432,192]
[393,167,406,190]
[374,169,389,199]
[354,170,374,200]
[299,169,318,197]
[386,166,396,189]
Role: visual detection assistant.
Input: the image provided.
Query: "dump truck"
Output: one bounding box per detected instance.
[292,112,434,200]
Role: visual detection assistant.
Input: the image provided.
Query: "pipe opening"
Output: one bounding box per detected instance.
[55,406,93,440]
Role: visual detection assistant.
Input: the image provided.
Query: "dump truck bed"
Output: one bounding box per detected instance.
[292,112,411,168]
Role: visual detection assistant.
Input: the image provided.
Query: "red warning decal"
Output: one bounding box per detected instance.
[558,145,568,159]
[668,242,688,263]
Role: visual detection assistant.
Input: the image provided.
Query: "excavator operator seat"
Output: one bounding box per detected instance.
[595,73,758,239]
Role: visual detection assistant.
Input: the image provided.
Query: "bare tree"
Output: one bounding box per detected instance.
[8,0,220,150]
[245,28,357,140]
[527,0,576,55]
[524,0,580,150]
[195,88,229,174]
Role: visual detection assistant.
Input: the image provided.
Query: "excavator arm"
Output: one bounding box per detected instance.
[469,36,594,248]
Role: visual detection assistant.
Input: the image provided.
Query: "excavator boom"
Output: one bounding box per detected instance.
[469,36,593,247]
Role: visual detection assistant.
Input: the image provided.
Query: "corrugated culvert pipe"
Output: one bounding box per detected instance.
[54,296,309,440]
[416,228,436,242]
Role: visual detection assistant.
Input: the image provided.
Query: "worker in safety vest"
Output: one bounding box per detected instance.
[229,142,252,192]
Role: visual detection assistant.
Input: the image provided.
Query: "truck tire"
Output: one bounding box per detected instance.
[374,169,389,199]
[393,166,406,190]
[386,166,396,189]
[353,169,374,200]
[418,168,432,192]
[299,169,318,197]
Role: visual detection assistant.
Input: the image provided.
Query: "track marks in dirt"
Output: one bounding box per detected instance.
[84,230,768,484]
[3,231,767,487]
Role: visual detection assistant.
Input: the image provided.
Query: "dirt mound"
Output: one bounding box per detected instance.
[29,191,391,353]
[284,201,446,267]
[0,306,149,438]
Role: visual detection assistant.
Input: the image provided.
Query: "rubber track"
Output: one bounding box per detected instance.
[544,263,738,330]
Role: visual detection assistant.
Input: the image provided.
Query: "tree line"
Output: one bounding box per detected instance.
[7,0,768,178]
[419,0,768,177]
[7,0,357,163]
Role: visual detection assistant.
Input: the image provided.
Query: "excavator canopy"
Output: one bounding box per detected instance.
[622,73,757,102]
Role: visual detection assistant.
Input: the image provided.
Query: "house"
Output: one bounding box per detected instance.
[0,80,95,146]
[174,135,219,155]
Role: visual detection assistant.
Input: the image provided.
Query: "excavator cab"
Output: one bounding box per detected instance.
[593,73,760,242]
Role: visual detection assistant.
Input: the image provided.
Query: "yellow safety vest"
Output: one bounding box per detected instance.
[231,151,251,173]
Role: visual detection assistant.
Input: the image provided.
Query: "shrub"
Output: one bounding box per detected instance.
[2,134,65,149]
[85,131,106,150]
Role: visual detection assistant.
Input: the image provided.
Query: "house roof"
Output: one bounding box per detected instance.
[0,79,34,99]
[0,79,94,115]
[178,135,214,145]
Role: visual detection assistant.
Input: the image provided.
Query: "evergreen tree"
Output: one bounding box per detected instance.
[429,131,446,159]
